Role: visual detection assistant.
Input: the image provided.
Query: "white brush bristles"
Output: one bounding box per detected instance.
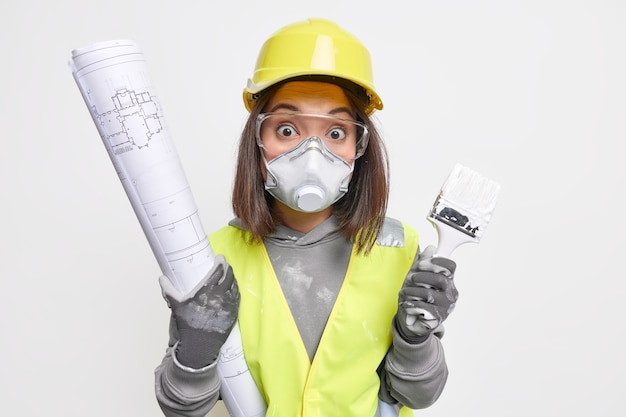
[430,163,501,241]
[441,164,501,213]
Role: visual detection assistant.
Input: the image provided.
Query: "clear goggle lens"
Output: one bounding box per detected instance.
[256,112,369,160]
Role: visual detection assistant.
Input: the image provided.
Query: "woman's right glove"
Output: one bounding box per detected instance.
[159,256,240,369]
[395,245,458,343]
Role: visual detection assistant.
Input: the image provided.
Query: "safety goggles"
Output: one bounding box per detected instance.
[256,112,369,160]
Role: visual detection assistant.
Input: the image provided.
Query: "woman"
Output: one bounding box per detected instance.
[155,18,458,417]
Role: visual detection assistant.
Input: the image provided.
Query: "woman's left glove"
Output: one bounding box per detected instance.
[159,256,240,368]
[395,245,459,343]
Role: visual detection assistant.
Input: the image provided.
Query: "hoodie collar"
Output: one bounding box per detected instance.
[229,216,343,247]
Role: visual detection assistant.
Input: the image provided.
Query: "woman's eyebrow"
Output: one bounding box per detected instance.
[328,107,355,118]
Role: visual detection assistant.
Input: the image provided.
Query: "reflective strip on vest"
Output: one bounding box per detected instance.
[210,222,418,417]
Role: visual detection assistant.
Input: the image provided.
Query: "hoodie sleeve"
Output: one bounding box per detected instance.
[154,315,222,416]
[378,322,449,409]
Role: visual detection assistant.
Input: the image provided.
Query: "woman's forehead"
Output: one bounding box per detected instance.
[266,81,352,114]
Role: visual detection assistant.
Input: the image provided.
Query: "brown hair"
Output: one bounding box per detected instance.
[231,81,389,254]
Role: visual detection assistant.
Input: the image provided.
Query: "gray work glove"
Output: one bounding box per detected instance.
[159,257,240,369]
[395,245,458,343]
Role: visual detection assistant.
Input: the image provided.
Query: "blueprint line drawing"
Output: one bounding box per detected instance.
[70,40,214,295]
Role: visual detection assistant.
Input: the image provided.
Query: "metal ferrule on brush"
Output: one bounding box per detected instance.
[428,202,478,239]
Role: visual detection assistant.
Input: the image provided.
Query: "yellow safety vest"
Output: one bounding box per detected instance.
[210,222,419,417]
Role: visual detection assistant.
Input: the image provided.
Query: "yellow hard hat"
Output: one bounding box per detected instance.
[243,18,383,115]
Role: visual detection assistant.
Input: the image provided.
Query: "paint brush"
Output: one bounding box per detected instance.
[405,163,501,329]
[428,163,501,257]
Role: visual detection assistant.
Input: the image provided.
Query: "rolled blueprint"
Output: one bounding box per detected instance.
[69,40,214,295]
[70,40,266,417]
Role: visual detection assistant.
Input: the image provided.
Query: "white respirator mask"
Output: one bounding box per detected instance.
[256,112,369,213]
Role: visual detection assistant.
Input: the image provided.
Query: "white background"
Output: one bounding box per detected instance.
[1,0,625,416]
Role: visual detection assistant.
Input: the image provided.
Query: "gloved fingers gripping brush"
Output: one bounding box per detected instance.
[396,245,458,342]
[159,256,240,369]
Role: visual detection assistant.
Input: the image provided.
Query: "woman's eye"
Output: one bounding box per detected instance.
[328,128,346,141]
[277,124,297,137]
